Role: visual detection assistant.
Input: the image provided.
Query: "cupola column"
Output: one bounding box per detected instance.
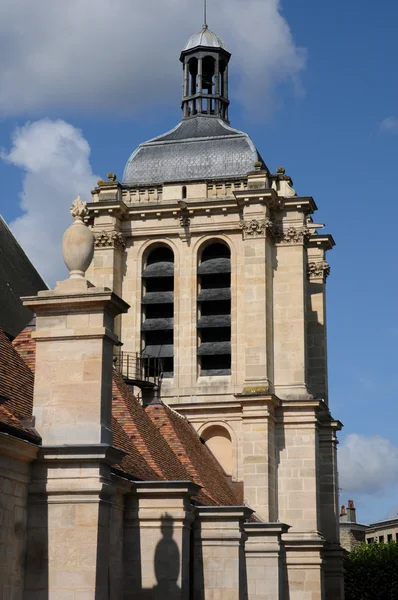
[198,57,203,113]
[214,56,220,115]
[183,62,189,113]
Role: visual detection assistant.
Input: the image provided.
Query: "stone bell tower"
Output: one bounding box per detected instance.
[86,23,344,600]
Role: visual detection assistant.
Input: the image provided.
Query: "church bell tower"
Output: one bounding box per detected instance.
[86,21,344,600]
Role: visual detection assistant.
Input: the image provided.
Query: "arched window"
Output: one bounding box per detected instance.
[197,241,231,376]
[202,425,232,475]
[182,185,187,200]
[142,245,174,377]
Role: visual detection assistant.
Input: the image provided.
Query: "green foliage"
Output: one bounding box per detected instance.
[345,542,398,600]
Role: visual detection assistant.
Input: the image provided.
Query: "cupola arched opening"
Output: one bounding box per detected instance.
[197,241,231,376]
[141,244,174,377]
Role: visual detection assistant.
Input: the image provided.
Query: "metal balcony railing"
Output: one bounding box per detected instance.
[113,351,163,390]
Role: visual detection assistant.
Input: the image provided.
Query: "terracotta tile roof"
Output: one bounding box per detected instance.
[11,324,241,506]
[12,318,37,371]
[112,373,191,483]
[0,329,39,442]
[146,403,238,506]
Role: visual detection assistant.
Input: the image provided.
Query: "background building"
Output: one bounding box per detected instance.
[366,518,398,545]
[339,499,398,550]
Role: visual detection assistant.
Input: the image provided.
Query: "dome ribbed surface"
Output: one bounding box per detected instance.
[123,116,266,185]
[183,27,229,53]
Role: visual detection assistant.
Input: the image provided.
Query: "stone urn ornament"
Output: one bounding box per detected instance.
[62,196,94,279]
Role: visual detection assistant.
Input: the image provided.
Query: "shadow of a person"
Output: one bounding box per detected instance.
[153,513,181,598]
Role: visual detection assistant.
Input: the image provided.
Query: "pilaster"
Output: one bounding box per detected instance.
[236,183,276,392]
[23,445,125,599]
[124,481,199,600]
[245,522,289,600]
[239,395,279,521]
[193,506,252,600]
[276,400,322,534]
[306,235,334,402]
[282,537,325,600]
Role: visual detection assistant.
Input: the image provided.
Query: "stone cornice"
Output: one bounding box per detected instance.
[283,196,317,214]
[0,432,39,462]
[23,288,130,318]
[308,233,335,251]
[245,522,291,537]
[36,444,126,465]
[133,480,201,498]
[234,188,285,211]
[86,200,129,220]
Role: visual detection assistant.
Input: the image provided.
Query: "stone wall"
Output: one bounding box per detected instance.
[0,434,37,599]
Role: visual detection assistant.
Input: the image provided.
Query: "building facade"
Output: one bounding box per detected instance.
[85,24,344,599]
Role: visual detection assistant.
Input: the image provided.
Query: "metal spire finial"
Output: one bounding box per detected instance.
[203,0,207,29]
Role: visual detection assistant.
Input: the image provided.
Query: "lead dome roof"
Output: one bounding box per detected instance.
[123,117,266,186]
[182,27,229,53]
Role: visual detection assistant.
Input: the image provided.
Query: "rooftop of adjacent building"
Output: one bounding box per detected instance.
[0,216,48,338]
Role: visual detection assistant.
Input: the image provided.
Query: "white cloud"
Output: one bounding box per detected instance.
[339,434,398,494]
[0,0,305,117]
[1,119,98,286]
[380,117,398,134]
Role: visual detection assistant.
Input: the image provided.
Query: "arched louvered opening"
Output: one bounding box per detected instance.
[142,245,174,377]
[197,241,231,376]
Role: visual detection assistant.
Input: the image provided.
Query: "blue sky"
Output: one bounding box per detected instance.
[0,0,397,524]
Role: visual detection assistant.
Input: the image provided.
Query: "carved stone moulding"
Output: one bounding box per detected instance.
[307,261,331,282]
[239,219,267,239]
[94,230,126,251]
[277,226,311,245]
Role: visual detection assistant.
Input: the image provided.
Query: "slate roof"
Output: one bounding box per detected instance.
[0,216,47,338]
[10,324,240,506]
[123,116,267,186]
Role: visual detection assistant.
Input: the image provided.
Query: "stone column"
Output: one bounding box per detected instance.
[197,57,203,113]
[244,523,289,600]
[123,481,199,600]
[214,56,220,115]
[193,506,251,600]
[22,197,130,599]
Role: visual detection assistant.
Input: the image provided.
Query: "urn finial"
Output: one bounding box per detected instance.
[62,196,94,279]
